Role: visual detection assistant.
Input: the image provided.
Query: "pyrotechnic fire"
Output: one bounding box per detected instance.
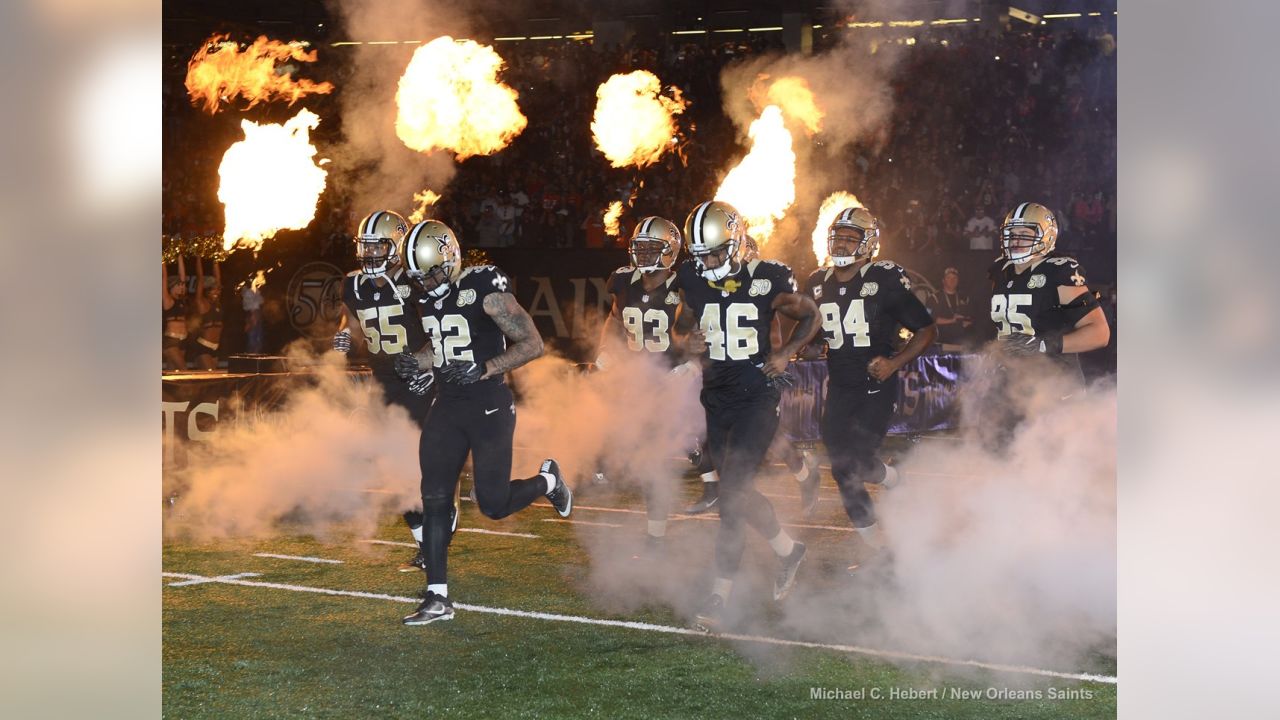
[395,37,527,160]
[186,34,334,114]
[603,201,624,237]
[811,191,864,266]
[713,105,796,246]
[407,189,441,224]
[218,109,328,253]
[591,71,687,168]
[751,75,824,135]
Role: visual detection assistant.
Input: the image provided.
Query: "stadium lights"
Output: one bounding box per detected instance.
[494,36,527,41]
[930,18,969,25]
[528,35,564,40]
[747,26,784,32]
[812,24,823,28]
[672,29,707,35]
[847,21,885,28]
[1043,13,1083,19]
[714,28,745,33]
[889,20,925,27]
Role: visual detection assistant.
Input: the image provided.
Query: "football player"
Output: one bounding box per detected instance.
[398,219,572,625]
[332,210,439,572]
[805,207,937,568]
[982,202,1110,443]
[675,201,820,632]
[684,235,818,517]
[595,216,693,551]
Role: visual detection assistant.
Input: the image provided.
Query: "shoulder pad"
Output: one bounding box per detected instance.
[613,266,636,275]
[458,264,495,280]
[873,259,902,271]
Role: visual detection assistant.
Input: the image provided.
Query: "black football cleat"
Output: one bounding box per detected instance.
[773,542,807,601]
[397,550,426,573]
[693,594,725,633]
[402,591,454,625]
[684,483,719,514]
[543,459,573,517]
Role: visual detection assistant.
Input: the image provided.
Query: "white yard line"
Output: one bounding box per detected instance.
[162,571,1116,685]
[541,518,624,528]
[167,572,261,587]
[253,553,344,565]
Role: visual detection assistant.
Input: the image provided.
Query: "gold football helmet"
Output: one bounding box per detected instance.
[629,216,682,272]
[401,219,463,298]
[354,210,408,276]
[827,206,880,267]
[684,200,745,281]
[1000,202,1058,264]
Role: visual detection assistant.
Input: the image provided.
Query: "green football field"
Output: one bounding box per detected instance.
[163,446,1116,719]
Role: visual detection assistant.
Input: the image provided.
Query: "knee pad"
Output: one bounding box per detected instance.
[422,495,453,519]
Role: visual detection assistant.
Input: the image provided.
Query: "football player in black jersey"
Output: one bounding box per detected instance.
[332,210,440,572]
[982,202,1110,445]
[674,201,820,632]
[397,219,572,625]
[805,207,937,568]
[595,216,693,552]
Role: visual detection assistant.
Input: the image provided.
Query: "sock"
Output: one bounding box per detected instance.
[647,519,667,538]
[410,524,423,544]
[700,471,719,484]
[855,523,884,550]
[793,464,810,484]
[540,472,556,494]
[427,583,448,598]
[768,529,796,558]
[881,463,899,488]
[711,577,733,601]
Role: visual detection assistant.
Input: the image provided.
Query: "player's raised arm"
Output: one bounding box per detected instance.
[481,291,545,378]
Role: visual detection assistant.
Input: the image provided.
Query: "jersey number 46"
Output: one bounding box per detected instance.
[699,303,759,361]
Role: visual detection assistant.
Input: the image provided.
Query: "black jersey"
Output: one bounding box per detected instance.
[414,265,512,392]
[342,267,428,379]
[987,253,1092,342]
[676,257,796,390]
[805,260,933,386]
[605,266,682,363]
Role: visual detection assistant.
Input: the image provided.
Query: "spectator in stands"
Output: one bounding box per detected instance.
[966,206,997,252]
[188,257,223,370]
[163,258,189,371]
[927,267,974,349]
[473,205,501,247]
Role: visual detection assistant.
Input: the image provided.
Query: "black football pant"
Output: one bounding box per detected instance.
[821,381,897,528]
[376,372,433,426]
[702,385,785,577]
[419,381,546,586]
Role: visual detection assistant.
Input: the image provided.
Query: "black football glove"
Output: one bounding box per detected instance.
[767,371,797,389]
[332,329,352,353]
[394,351,421,380]
[408,369,435,396]
[1000,332,1064,356]
[440,360,485,385]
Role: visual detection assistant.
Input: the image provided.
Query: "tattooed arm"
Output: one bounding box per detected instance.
[481,291,545,378]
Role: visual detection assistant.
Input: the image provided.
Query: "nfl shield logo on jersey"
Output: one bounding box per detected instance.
[457,289,477,306]
[1028,274,1046,289]
[749,279,772,296]
[860,282,879,297]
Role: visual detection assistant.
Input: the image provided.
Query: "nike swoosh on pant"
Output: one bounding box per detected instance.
[485,408,499,415]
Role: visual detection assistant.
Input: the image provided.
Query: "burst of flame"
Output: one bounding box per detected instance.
[185,34,334,114]
[811,191,864,266]
[218,109,328,253]
[750,75,824,135]
[250,269,268,292]
[591,71,687,168]
[713,105,796,246]
[395,37,527,160]
[407,189,441,224]
[603,201,624,237]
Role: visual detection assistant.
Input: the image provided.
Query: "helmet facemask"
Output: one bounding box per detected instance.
[1000,223,1049,264]
[693,240,738,282]
[411,263,455,298]
[827,225,878,267]
[356,237,396,276]
[630,238,671,273]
